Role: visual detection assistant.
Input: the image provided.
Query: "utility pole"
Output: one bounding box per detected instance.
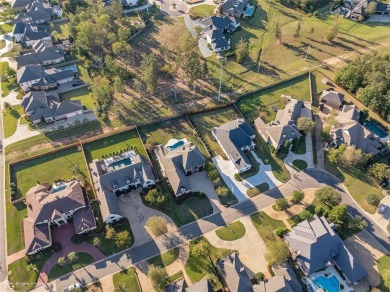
[304,45,310,62]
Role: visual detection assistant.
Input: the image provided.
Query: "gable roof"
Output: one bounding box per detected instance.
[185,279,213,292]
[165,278,185,292]
[275,98,303,125]
[221,0,249,15]
[23,219,51,254]
[11,0,32,9]
[17,64,74,87]
[21,24,51,44]
[254,275,293,292]
[15,46,65,67]
[73,207,97,234]
[320,89,344,107]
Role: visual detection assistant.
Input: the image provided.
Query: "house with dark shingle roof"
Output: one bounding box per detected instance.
[185,279,213,292]
[13,1,54,24]
[14,23,52,47]
[254,275,293,292]
[320,89,344,108]
[23,181,96,255]
[285,215,367,285]
[154,141,206,198]
[15,42,65,68]
[11,0,33,10]
[213,119,255,173]
[90,153,155,224]
[220,0,250,17]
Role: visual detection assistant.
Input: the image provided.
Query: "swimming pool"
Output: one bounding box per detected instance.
[110,158,131,169]
[52,185,66,193]
[245,7,254,16]
[313,275,340,292]
[168,140,185,151]
[364,121,388,138]
[60,65,78,73]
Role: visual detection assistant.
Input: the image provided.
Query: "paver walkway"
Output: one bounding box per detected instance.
[6,249,25,265]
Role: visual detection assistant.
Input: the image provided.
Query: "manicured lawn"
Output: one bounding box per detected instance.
[237,73,311,123]
[325,155,384,214]
[3,105,23,138]
[8,255,50,291]
[185,237,233,290]
[47,22,70,40]
[113,267,141,292]
[215,221,246,241]
[0,22,13,33]
[246,183,269,197]
[161,271,183,290]
[83,129,146,162]
[140,117,208,156]
[378,255,390,292]
[48,252,94,281]
[147,247,179,267]
[60,87,95,110]
[188,4,216,18]
[76,63,91,83]
[250,211,286,245]
[0,39,5,50]
[292,159,308,171]
[1,44,23,57]
[5,134,54,162]
[1,61,17,97]
[190,107,239,156]
[10,146,91,199]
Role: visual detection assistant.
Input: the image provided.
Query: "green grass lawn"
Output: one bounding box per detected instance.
[292,134,306,154]
[76,63,91,83]
[215,221,246,241]
[48,22,70,40]
[185,237,233,290]
[188,4,216,18]
[1,62,17,97]
[10,146,91,199]
[161,271,183,290]
[8,255,50,291]
[292,159,308,171]
[83,129,146,162]
[147,247,179,267]
[3,105,23,138]
[0,39,5,50]
[325,155,384,214]
[60,87,95,110]
[1,44,23,57]
[378,255,390,292]
[140,117,209,157]
[190,107,239,156]
[246,183,269,197]
[0,22,13,33]
[250,211,286,245]
[113,267,141,292]
[48,252,94,281]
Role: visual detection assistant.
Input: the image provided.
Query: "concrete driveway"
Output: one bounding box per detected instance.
[370,195,390,232]
[344,229,388,288]
[160,0,188,16]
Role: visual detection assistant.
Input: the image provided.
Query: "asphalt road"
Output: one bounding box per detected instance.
[51,169,357,292]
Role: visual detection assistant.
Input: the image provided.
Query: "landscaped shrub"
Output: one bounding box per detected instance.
[234,173,242,181]
[275,198,289,211]
[216,186,229,197]
[274,227,288,238]
[366,193,381,206]
[145,188,167,207]
[300,210,312,220]
[314,205,324,215]
[253,272,265,284]
[291,190,305,204]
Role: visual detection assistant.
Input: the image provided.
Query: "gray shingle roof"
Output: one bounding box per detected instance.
[221,0,249,16]
[254,275,293,292]
[320,89,344,107]
[73,207,97,234]
[23,219,51,254]
[185,279,213,292]
[21,24,51,44]
[17,64,74,88]
[15,46,65,67]
[11,0,32,9]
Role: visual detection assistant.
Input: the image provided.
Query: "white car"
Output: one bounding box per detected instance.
[379,204,387,213]
[67,283,81,291]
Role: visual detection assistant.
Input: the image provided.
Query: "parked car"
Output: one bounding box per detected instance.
[72,80,84,87]
[379,204,387,213]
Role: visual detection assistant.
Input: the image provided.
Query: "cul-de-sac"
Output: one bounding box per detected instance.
[0,0,389,290]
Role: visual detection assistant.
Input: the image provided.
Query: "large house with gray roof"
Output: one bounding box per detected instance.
[15,41,65,68]
[320,89,344,108]
[255,97,312,150]
[13,23,52,46]
[213,119,255,174]
[13,1,54,24]
[330,105,384,155]
[154,141,206,198]
[17,64,74,91]
[21,91,83,124]
[285,215,367,285]
[220,0,250,17]
[23,181,96,255]
[90,153,155,224]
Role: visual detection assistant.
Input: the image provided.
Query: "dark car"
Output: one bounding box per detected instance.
[72,80,84,87]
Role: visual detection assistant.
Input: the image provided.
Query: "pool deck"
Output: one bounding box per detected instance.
[165,138,188,150]
[305,265,354,292]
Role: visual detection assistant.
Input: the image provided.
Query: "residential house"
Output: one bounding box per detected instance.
[220,0,250,17]
[11,0,32,10]
[90,153,155,223]
[13,23,52,46]
[165,278,186,292]
[122,0,139,6]
[199,16,240,52]
[284,215,367,285]
[185,279,213,292]
[349,0,390,19]
[17,64,74,91]
[15,43,65,68]
[330,105,383,155]
[23,181,96,255]
[213,119,255,173]
[217,253,253,292]
[21,91,83,124]
[255,97,311,150]
[154,141,206,198]
[13,1,54,24]
[254,275,293,292]
[320,89,344,108]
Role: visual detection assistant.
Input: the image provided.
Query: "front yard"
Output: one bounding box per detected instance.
[3,105,23,138]
[215,221,246,241]
[250,211,286,245]
[48,252,94,281]
[113,267,141,292]
[188,4,216,18]
[147,247,179,267]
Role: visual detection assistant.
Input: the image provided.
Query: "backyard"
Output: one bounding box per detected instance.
[60,87,95,110]
[47,21,70,41]
[113,267,141,292]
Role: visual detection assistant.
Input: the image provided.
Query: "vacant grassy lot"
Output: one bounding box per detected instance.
[237,73,311,123]
[185,237,233,290]
[10,146,90,199]
[188,4,216,18]
[378,255,390,292]
[147,247,179,267]
[83,129,145,161]
[140,117,208,156]
[190,107,239,156]
[48,252,94,281]
[60,87,95,110]
[215,221,246,241]
[251,211,285,245]
[113,267,141,292]
[48,22,70,40]
[3,105,23,138]
[325,155,384,214]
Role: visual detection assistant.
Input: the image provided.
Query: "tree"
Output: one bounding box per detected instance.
[265,241,290,265]
[91,75,112,106]
[315,186,341,207]
[58,257,65,265]
[274,21,282,43]
[68,252,78,262]
[235,38,249,64]
[297,117,316,133]
[113,75,125,96]
[192,239,211,258]
[328,204,348,226]
[291,190,305,204]
[275,198,289,211]
[140,53,158,94]
[300,210,312,220]
[326,22,338,43]
[328,145,370,168]
[3,101,11,110]
[320,125,331,142]
[368,163,390,183]
[216,186,229,197]
[293,15,302,40]
[115,230,132,248]
[26,263,37,273]
[366,193,381,207]
[145,188,166,207]
[105,225,117,240]
[93,237,101,247]
[308,27,314,35]
[366,1,377,16]
[148,265,168,290]
[145,215,168,236]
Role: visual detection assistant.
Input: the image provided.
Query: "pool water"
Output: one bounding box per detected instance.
[60,65,78,73]
[52,185,66,193]
[168,140,185,151]
[364,122,388,138]
[245,7,254,16]
[313,275,340,292]
[110,158,131,169]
